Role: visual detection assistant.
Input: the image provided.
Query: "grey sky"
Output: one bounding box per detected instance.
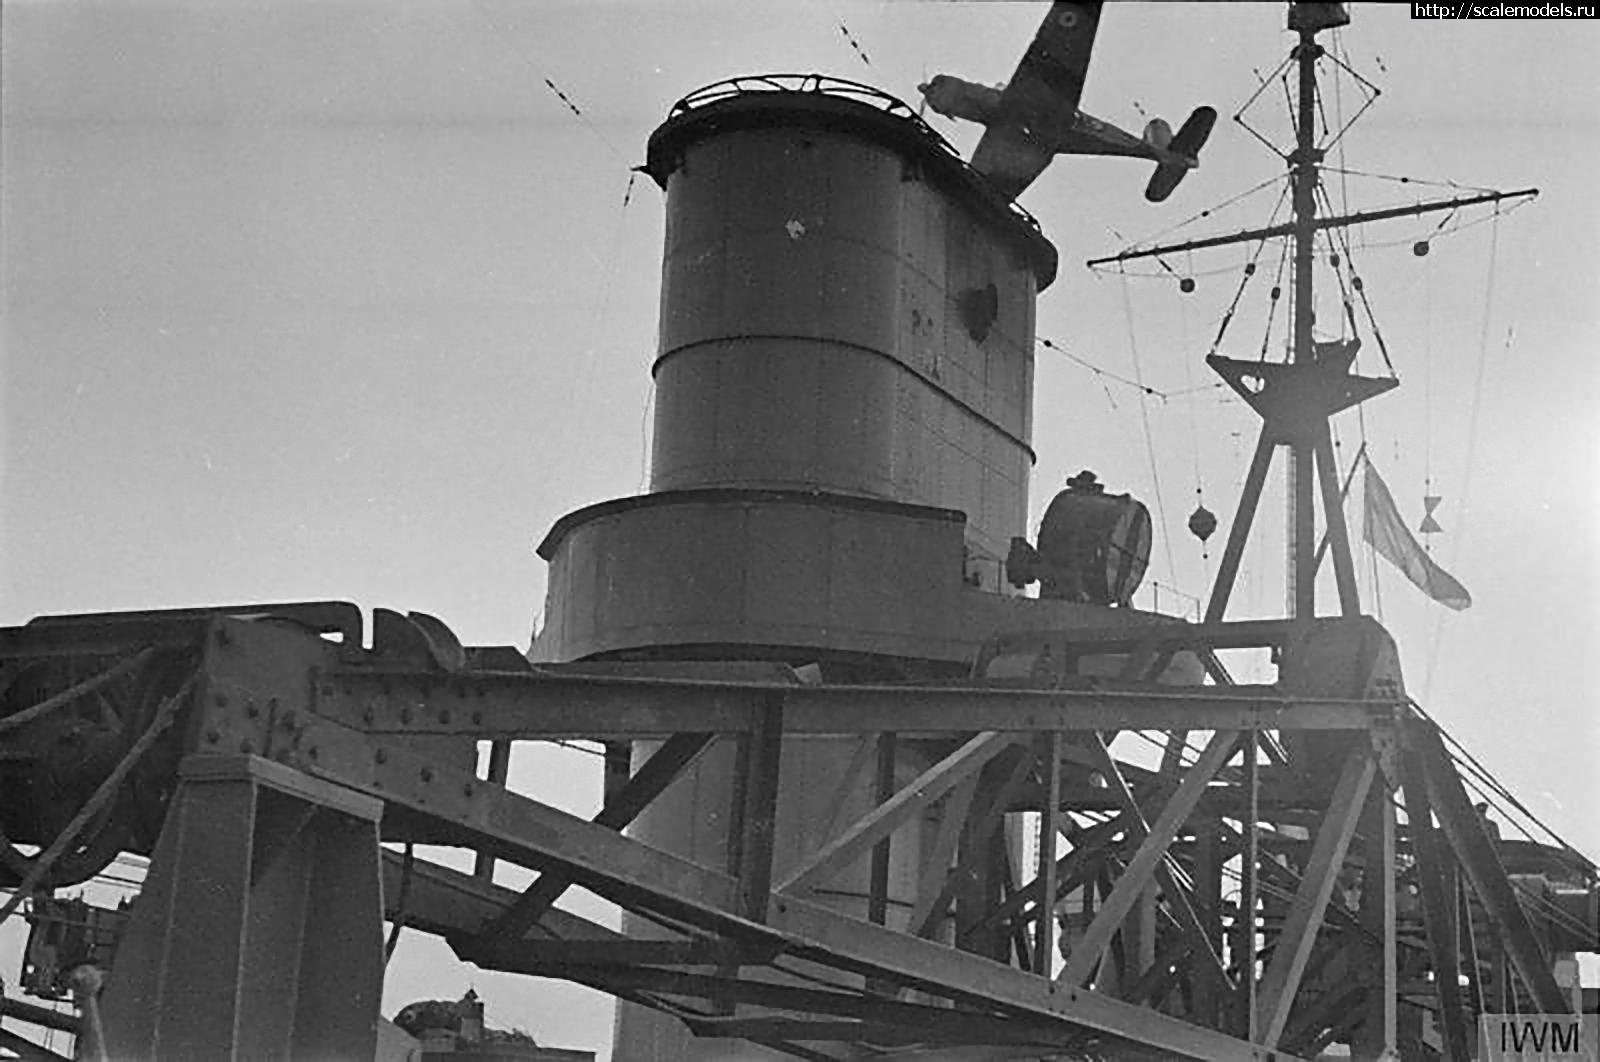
[4,3,1597,1057]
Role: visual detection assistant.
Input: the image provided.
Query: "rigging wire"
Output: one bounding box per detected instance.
[568,167,645,480]
[1233,54,1295,161]
[1103,175,1285,262]
[1258,239,1292,364]
[1118,273,1178,593]
[1329,30,1357,253]
[836,19,872,68]
[1353,401,1384,619]
[1036,335,1164,398]
[1423,229,1435,559]
[636,382,655,494]
[465,0,648,503]
[1201,183,1292,359]
[1313,42,1381,153]
[1422,206,1502,700]
[469,1,631,167]
[1451,773,1597,945]
[1323,165,1498,196]
[1317,186,1398,378]
[1176,273,1210,571]
[1411,699,1596,873]
[550,738,607,758]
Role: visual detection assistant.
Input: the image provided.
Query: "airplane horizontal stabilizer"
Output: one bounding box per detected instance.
[1144,105,1216,203]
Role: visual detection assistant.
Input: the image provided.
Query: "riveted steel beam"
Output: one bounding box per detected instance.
[233,698,1288,1059]
[770,890,1303,1061]
[1403,745,1472,1062]
[311,667,1390,739]
[918,745,1038,950]
[474,729,716,944]
[777,731,1023,896]
[971,814,1128,938]
[1257,746,1376,1047]
[1083,733,1232,986]
[380,847,623,944]
[907,770,981,938]
[1058,730,1241,989]
[1406,716,1569,1015]
[1351,782,1398,1061]
[1034,731,1062,974]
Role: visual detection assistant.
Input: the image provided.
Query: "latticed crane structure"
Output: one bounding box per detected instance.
[1,6,1593,1061]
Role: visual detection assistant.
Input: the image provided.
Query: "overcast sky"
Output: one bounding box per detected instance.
[4,3,1597,1057]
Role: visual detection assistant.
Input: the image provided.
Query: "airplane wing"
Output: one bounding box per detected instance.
[970,130,1057,204]
[994,1,1101,127]
[971,1,1102,200]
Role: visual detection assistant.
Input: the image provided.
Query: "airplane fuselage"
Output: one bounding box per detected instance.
[918,75,1004,126]
[916,1,1213,205]
[919,74,1169,164]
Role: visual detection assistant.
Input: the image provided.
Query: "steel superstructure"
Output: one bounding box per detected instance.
[1,15,1594,1062]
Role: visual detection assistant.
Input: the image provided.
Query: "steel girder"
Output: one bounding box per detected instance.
[0,606,1593,1061]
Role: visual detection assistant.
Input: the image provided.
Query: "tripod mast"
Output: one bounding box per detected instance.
[1091,3,1534,625]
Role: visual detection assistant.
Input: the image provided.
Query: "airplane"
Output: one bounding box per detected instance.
[918,1,1216,204]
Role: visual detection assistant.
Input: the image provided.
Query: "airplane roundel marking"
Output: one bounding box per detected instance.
[1057,10,1079,28]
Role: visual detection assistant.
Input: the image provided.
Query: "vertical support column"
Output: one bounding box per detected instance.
[1292,443,1317,618]
[1352,784,1398,1060]
[1240,728,1261,1041]
[865,730,898,996]
[1289,28,1322,621]
[474,739,513,881]
[1193,814,1223,1028]
[1034,731,1062,975]
[868,732,898,927]
[1125,884,1159,998]
[714,693,786,1018]
[98,756,384,1062]
[956,750,1028,963]
[734,692,785,923]
[602,740,630,802]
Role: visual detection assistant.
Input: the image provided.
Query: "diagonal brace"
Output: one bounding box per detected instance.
[1408,717,1569,1014]
[1402,744,1471,1062]
[475,730,715,944]
[1058,730,1240,988]
[915,745,1038,943]
[777,731,1023,896]
[1256,745,1375,1047]
[1084,734,1232,985]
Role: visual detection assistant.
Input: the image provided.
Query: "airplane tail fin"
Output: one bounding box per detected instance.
[1144,105,1217,203]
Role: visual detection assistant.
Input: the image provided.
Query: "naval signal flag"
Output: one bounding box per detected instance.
[1420,494,1444,535]
[1363,458,1471,611]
